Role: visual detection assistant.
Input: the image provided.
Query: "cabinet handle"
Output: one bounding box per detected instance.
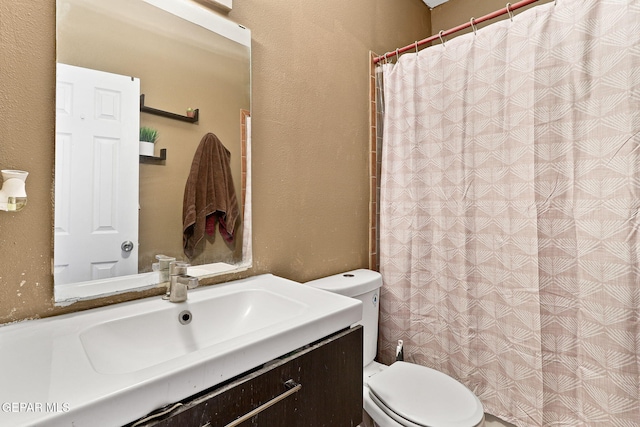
[224,380,302,427]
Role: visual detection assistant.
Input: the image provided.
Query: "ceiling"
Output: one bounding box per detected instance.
[422,0,449,8]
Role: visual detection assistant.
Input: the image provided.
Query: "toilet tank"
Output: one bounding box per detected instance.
[306,269,382,366]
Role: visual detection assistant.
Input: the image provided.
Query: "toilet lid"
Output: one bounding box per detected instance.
[367,362,484,427]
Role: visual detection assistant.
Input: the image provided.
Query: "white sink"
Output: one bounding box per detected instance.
[80,289,307,374]
[0,274,362,427]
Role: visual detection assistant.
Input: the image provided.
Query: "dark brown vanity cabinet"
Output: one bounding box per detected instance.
[132,326,363,427]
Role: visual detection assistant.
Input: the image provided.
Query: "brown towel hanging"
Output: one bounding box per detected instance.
[183,132,239,258]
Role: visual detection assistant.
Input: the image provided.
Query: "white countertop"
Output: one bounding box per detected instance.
[0,274,362,427]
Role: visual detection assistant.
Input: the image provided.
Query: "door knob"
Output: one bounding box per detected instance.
[121,241,134,252]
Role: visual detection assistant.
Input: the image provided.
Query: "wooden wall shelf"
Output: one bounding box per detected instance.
[140,95,199,123]
[140,148,167,164]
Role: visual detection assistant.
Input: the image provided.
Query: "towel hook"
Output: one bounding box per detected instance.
[439,30,446,46]
[470,17,477,35]
[506,3,514,21]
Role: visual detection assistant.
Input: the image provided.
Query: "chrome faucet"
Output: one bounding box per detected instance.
[155,254,176,283]
[165,261,199,302]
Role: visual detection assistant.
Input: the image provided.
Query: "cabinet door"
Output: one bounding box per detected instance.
[135,326,363,427]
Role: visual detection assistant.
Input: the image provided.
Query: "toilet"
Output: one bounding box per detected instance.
[306,269,485,427]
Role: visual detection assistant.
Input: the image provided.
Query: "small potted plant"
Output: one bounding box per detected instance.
[139,127,158,156]
[186,108,196,118]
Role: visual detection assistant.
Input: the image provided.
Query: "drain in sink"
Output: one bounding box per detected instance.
[178,310,193,325]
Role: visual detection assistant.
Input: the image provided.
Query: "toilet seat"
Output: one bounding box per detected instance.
[367,362,484,427]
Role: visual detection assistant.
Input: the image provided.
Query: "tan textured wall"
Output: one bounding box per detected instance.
[0,0,430,323]
[228,0,431,282]
[0,1,57,322]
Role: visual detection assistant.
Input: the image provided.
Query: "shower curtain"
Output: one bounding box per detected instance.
[378,0,640,426]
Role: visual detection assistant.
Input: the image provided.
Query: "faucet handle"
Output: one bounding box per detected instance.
[186,276,199,289]
[156,254,175,260]
[170,261,190,276]
[155,255,176,270]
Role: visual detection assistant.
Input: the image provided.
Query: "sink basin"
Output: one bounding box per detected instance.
[80,289,307,374]
[0,274,362,427]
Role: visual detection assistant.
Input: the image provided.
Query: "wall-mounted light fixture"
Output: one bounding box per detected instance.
[0,170,28,211]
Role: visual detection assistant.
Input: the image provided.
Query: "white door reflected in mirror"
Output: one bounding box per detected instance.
[55,64,140,286]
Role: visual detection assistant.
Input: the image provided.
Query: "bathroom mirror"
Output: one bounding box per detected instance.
[54,0,251,304]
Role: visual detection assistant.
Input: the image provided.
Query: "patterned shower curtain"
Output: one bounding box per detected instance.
[378,1,640,426]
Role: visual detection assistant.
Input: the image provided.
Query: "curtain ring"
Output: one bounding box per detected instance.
[395,48,400,62]
[383,52,389,64]
[470,17,477,35]
[415,41,419,55]
[439,30,446,46]
[506,3,514,21]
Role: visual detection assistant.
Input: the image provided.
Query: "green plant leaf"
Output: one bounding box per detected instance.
[139,126,158,143]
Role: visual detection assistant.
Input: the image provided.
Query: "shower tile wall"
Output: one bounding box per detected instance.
[368,52,382,272]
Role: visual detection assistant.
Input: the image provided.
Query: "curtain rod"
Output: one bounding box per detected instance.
[373,0,541,64]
